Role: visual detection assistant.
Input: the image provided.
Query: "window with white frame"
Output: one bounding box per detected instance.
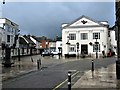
[8,26,10,32]
[81,33,88,40]
[11,35,13,44]
[11,28,14,33]
[69,34,76,40]
[69,46,76,52]
[93,44,100,52]
[93,33,100,39]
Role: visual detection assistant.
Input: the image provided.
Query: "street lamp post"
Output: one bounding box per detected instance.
[66,36,70,58]
[95,35,99,59]
[76,42,79,57]
[58,47,61,59]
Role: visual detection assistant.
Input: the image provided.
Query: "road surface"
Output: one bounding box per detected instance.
[2,57,116,89]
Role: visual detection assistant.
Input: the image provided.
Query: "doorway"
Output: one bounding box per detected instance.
[81,44,88,54]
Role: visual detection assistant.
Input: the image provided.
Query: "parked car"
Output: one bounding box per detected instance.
[41,51,51,57]
[51,51,59,55]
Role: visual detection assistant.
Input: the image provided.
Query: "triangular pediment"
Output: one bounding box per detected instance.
[64,15,106,28]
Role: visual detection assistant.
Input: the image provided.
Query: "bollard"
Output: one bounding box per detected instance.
[58,53,60,59]
[39,59,41,69]
[68,71,71,90]
[92,60,94,72]
[91,60,94,77]
[37,60,40,70]
[18,48,20,61]
[39,59,41,65]
[31,57,34,62]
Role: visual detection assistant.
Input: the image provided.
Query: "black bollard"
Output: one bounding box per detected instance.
[58,53,60,59]
[68,71,71,90]
[37,60,40,70]
[39,59,41,66]
[92,60,94,72]
[39,59,41,69]
[31,57,34,62]
[91,60,94,77]
[18,48,20,61]
[30,47,32,55]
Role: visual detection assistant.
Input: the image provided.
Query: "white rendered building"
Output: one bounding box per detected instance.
[0,18,19,47]
[30,36,41,53]
[109,30,117,54]
[0,18,19,58]
[56,41,62,53]
[62,15,110,58]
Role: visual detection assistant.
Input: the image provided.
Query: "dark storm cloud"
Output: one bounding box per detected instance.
[3,2,115,39]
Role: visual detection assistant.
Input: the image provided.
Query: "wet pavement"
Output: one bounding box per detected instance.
[72,64,120,89]
[1,55,38,81]
[1,56,118,89]
[1,55,91,81]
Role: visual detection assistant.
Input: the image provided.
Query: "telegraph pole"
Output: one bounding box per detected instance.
[116,0,120,79]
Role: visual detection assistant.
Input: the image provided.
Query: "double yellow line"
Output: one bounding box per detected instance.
[53,71,80,90]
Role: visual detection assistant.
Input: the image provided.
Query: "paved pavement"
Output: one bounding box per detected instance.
[72,64,120,89]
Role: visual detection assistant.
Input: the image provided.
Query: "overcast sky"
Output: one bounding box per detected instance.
[2,1,116,39]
